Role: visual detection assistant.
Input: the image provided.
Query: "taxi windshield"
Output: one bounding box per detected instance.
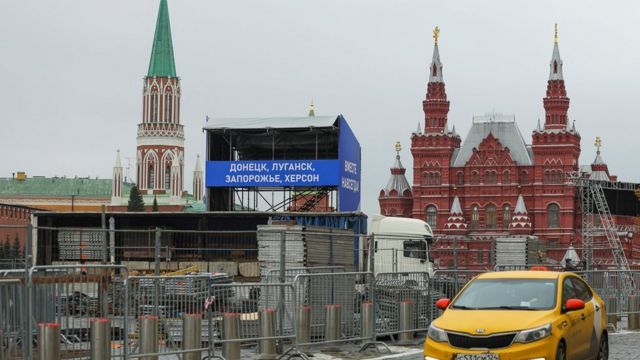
[451,278,557,310]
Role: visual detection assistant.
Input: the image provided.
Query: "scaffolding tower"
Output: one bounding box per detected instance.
[568,172,634,287]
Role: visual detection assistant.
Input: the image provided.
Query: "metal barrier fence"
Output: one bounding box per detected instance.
[374,272,431,337]
[27,264,128,359]
[123,275,213,359]
[0,270,27,360]
[291,272,376,349]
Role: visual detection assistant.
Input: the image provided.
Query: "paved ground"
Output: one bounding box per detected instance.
[311,331,640,360]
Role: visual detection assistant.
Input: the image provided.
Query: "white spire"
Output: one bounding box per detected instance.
[429,43,444,83]
[114,149,122,168]
[549,24,564,80]
[429,26,443,83]
[536,118,542,132]
[415,122,422,134]
[450,196,462,215]
[194,154,202,172]
[451,124,456,135]
[514,194,528,214]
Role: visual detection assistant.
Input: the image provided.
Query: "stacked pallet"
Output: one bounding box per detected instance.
[57,230,105,260]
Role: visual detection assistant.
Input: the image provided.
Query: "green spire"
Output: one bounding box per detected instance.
[147,0,176,77]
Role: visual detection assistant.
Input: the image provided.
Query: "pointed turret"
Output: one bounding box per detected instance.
[193,155,204,202]
[148,0,176,77]
[509,194,532,234]
[444,196,468,232]
[543,24,570,131]
[378,142,413,217]
[590,137,611,181]
[111,150,123,204]
[137,0,185,204]
[423,26,450,134]
[308,100,315,117]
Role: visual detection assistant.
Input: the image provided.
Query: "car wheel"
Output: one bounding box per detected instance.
[597,333,609,360]
[555,341,566,360]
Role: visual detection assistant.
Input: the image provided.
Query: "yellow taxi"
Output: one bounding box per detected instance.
[424,270,608,360]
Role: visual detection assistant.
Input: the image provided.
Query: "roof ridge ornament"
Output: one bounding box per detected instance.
[395,141,402,158]
[595,136,602,155]
[433,26,440,45]
[554,23,559,44]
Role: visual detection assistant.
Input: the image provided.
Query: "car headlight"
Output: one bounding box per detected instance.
[513,323,551,343]
[427,324,449,343]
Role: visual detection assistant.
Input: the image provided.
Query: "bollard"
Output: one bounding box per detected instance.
[361,301,374,339]
[223,312,241,360]
[324,304,341,342]
[398,300,414,345]
[296,306,311,353]
[38,323,60,360]
[606,297,618,329]
[139,315,158,360]
[183,313,202,360]
[629,295,640,330]
[90,318,111,360]
[258,308,277,360]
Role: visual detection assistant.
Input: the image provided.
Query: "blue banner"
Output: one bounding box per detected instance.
[338,115,361,211]
[206,160,340,187]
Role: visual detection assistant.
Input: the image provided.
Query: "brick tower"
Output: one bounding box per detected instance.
[530,24,580,251]
[136,0,184,203]
[379,142,413,217]
[410,27,461,224]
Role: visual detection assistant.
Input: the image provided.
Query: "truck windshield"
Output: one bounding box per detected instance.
[451,278,557,310]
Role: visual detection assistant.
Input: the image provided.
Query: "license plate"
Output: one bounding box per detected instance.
[455,354,499,360]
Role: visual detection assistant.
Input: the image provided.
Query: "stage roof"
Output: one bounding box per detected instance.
[203,115,340,131]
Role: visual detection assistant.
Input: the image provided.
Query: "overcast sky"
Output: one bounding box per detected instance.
[1,0,639,217]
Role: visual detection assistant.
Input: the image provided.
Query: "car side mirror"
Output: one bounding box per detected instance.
[436,298,451,310]
[565,298,585,311]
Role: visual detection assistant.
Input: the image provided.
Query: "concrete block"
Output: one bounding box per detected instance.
[238,262,260,277]
[160,261,179,271]
[178,262,209,273]
[123,261,150,271]
[209,262,238,276]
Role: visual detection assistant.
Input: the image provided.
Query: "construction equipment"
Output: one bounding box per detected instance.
[567,172,634,288]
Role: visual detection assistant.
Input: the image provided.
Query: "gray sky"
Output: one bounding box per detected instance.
[1,0,639,218]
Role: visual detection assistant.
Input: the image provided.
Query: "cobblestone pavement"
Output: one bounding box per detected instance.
[609,331,640,360]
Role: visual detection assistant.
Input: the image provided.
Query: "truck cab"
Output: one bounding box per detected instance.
[370,215,435,276]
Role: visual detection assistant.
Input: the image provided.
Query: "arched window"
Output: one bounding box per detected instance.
[553,61,558,74]
[432,63,437,77]
[548,204,560,228]
[521,170,529,184]
[502,171,510,184]
[486,204,497,229]
[471,205,480,229]
[456,172,464,186]
[164,92,172,123]
[426,206,437,228]
[151,90,158,122]
[147,163,155,189]
[471,171,479,185]
[434,172,441,185]
[485,171,497,184]
[422,172,429,185]
[164,164,171,190]
[503,204,511,229]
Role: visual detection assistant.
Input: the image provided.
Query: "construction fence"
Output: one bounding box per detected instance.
[1,225,640,359]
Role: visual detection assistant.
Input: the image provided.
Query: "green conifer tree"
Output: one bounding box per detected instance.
[127,185,145,212]
[2,235,10,259]
[152,195,159,212]
[12,233,21,259]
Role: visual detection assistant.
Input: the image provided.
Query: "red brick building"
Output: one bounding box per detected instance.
[0,203,39,259]
[379,28,638,268]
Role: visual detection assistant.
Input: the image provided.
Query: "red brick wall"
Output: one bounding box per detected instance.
[0,204,34,257]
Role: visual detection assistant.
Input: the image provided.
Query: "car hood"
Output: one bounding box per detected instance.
[433,309,555,335]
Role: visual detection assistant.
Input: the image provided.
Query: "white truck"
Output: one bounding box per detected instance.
[370,215,435,276]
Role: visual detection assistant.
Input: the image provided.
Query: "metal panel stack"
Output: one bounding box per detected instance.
[57,230,105,260]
